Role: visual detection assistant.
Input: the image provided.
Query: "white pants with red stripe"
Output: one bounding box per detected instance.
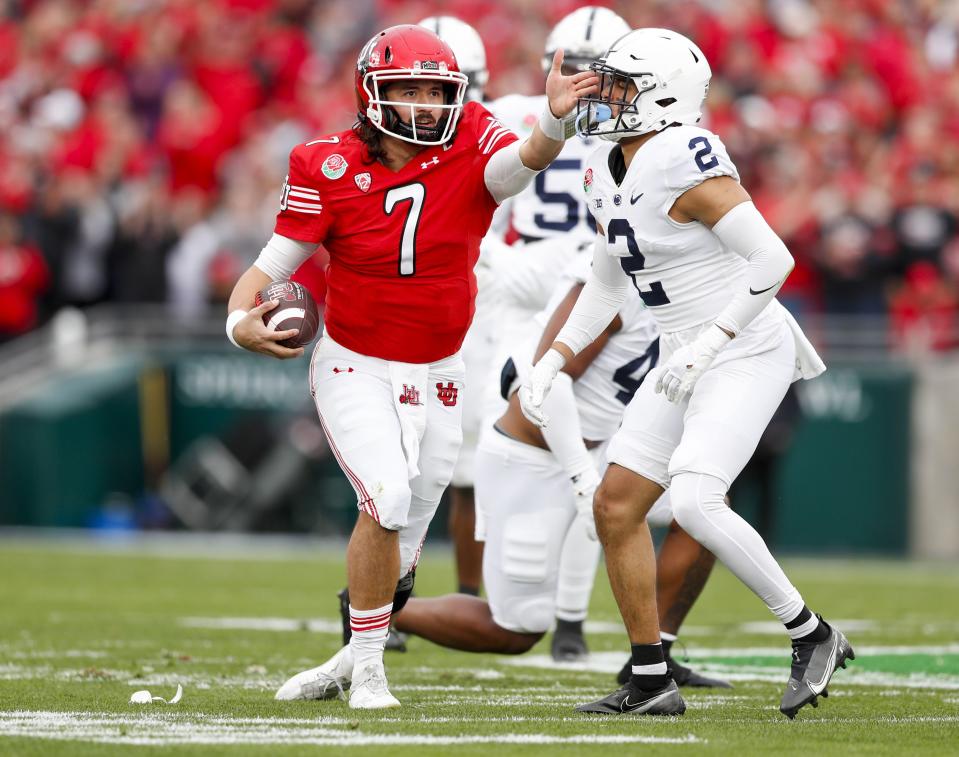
[311,334,465,576]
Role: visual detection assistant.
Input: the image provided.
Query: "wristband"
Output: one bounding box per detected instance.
[538,106,566,141]
[226,309,248,349]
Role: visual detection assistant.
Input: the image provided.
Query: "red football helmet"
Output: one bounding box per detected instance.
[355,25,468,146]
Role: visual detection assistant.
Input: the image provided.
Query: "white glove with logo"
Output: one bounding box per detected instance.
[649,325,731,404]
[571,465,601,541]
[518,349,566,428]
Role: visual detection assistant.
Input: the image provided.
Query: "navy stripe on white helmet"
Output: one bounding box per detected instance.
[577,27,711,142]
[542,6,630,74]
[418,16,489,102]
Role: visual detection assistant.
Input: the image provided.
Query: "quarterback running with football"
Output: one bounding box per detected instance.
[226,24,597,709]
[520,29,855,718]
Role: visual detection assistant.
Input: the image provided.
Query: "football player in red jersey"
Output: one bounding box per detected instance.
[225,25,597,709]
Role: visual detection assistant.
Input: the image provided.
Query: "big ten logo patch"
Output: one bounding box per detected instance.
[436,382,458,407]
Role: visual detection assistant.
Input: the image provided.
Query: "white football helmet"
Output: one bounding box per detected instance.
[578,28,711,141]
[542,6,630,73]
[418,16,488,102]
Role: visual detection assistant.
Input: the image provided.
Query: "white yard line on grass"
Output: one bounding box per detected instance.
[0,711,703,747]
[176,615,959,638]
[506,652,959,690]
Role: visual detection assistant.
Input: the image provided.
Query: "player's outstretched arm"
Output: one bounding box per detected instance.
[519,235,629,426]
[520,49,599,170]
[225,234,317,360]
[484,49,598,204]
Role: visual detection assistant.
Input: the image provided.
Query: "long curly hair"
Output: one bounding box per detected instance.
[352,116,388,165]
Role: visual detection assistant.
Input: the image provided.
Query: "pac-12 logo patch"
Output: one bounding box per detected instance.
[583,168,593,193]
[322,154,348,180]
[354,172,372,193]
[436,382,458,407]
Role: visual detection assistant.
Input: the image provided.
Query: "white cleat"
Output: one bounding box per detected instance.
[275,645,353,701]
[348,664,401,709]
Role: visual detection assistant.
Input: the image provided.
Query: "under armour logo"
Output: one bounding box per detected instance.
[332,367,354,374]
[436,381,458,407]
[420,156,439,169]
[399,384,422,405]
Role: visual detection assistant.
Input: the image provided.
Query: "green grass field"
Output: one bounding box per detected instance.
[1,536,957,756]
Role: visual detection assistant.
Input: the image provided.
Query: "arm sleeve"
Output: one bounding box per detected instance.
[554,235,630,355]
[273,145,333,243]
[252,233,317,281]
[483,141,540,204]
[710,201,794,336]
[538,372,595,480]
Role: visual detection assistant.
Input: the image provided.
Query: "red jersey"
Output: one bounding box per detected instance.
[273,101,518,363]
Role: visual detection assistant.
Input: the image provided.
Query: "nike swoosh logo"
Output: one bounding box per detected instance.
[630,192,644,205]
[749,283,778,295]
[620,688,670,712]
[809,635,840,692]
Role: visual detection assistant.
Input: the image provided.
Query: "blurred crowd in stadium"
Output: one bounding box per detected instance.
[1,0,958,349]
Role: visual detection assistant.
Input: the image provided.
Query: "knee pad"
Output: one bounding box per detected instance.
[668,472,727,536]
[392,569,415,614]
[491,594,555,635]
[365,481,413,530]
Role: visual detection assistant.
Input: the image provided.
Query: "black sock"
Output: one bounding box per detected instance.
[786,606,830,643]
[457,584,479,596]
[556,618,583,636]
[629,642,668,691]
[661,637,675,658]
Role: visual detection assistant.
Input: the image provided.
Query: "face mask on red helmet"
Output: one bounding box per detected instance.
[356,25,469,146]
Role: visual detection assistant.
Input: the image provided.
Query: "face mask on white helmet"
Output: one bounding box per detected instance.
[419,15,489,102]
[577,28,712,142]
[542,6,630,74]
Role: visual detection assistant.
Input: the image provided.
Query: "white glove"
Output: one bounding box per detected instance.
[570,466,601,541]
[650,325,731,404]
[518,348,566,427]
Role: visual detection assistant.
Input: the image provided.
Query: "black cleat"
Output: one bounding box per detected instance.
[576,678,686,716]
[551,622,589,662]
[780,619,855,719]
[384,626,408,652]
[615,653,732,688]
[337,587,351,646]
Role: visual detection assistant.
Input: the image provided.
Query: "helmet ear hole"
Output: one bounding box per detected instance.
[655,97,677,107]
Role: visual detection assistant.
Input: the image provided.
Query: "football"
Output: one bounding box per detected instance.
[254,280,320,348]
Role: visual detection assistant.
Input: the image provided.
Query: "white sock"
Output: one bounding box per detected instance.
[670,472,805,625]
[555,515,602,622]
[349,603,392,674]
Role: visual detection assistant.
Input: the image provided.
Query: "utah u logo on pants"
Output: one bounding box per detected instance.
[399,384,422,405]
[436,382,458,407]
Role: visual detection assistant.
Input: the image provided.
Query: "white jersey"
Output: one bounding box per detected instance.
[583,125,750,334]
[489,93,600,242]
[514,254,660,442]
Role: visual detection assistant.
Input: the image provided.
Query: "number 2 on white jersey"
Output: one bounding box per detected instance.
[384,183,425,276]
